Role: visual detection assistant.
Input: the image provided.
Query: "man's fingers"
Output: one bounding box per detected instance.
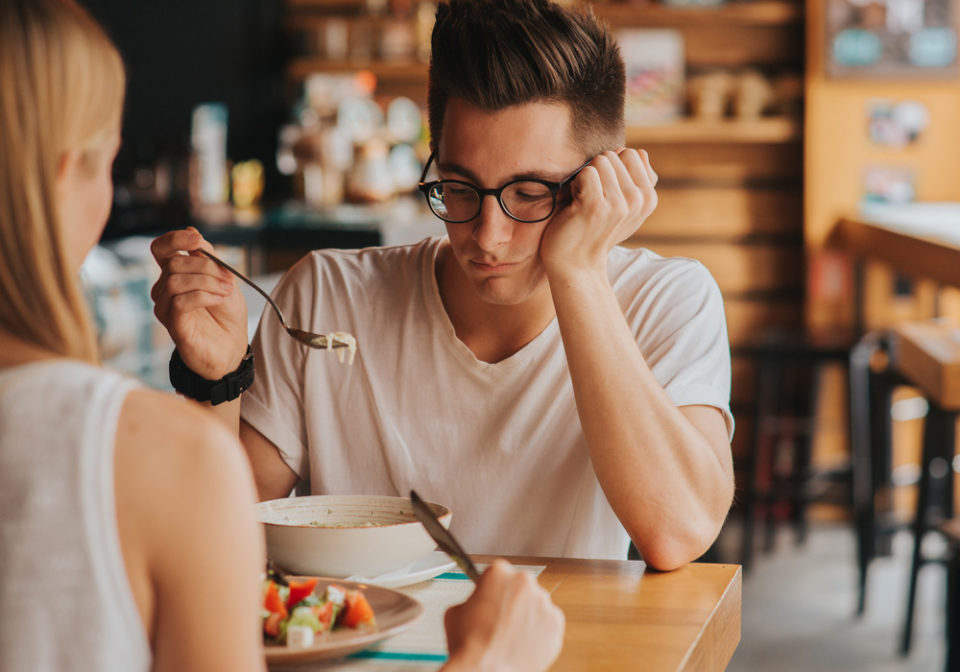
[165,271,234,298]
[634,149,660,187]
[571,163,604,205]
[617,148,655,190]
[606,149,646,203]
[163,253,234,285]
[590,152,625,203]
[169,290,226,315]
[152,271,231,322]
[151,231,232,305]
[150,226,216,263]
[152,285,171,323]
[150,229,198,262]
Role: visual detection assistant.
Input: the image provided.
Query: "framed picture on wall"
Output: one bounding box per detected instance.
[825,0,958,77]
[617,29,685,125]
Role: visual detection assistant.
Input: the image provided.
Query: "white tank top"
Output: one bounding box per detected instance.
[0,360,151,671]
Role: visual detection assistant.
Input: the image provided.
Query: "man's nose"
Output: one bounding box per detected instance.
[472,194,513,250]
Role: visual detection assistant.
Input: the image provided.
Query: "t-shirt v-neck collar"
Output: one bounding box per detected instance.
[422,237,559,373]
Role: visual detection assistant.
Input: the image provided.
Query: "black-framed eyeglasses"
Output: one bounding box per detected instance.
[417,151,591,224]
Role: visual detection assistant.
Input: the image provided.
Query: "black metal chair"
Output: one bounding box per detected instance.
[939,519,960,671]
[849,331,906,616]
[739,329,857,572]
[875,322,960,656]
[899,398,957,655]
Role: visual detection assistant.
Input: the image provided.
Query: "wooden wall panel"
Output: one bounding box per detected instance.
[731,416,753,462]
[723,297,804,346]
[731,354,757,407]
[638,242,803,294]
[646,143,803,182]
[684,25,803,68]
[598,5,803,68]
[641,186,803,239]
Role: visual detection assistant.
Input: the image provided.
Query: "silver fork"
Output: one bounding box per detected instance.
[198,249,356,354]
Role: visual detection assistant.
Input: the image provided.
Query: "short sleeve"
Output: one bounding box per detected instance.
[620,256,734,441]
[240,254,317,478]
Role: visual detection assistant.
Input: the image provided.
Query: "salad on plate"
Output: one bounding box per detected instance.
[262,572,376,649]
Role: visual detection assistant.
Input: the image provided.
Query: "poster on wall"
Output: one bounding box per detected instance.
[618,29,685,125]
[826,0,958,77]
[862,165,916,204]
[866,99,929,146]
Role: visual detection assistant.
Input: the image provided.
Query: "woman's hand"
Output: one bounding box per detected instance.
[540,148,658,278]
[442,559,565,672]
[150,227,249,380]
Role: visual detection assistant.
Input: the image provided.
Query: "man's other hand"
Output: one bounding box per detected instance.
[540,147,658,277]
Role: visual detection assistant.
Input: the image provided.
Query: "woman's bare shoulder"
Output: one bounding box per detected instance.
[114,389,257,516]
[118,390,242,461]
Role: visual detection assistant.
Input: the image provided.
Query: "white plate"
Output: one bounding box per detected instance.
[344,551,457,588]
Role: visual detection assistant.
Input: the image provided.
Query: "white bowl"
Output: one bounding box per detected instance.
[256,495,451,578]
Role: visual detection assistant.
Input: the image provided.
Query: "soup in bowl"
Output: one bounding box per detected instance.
[256,494,451,578]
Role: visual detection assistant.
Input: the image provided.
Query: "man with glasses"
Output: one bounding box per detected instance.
[151,0,734,571]
[418,152,592,226]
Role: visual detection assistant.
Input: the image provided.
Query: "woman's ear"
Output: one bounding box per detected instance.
[56,148,82,184]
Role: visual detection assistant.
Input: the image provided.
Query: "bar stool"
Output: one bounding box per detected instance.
[849,331,905,615]
[739,328,857,572]
[941,518,960,671]
[890,321,960,656]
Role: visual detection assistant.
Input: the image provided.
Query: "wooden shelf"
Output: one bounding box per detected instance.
[287,58,428,81]
[594,0,804,27]
[284,0,804,24]
[287,15,351,29]
[286,14,395,29]
[626,117,801,144]
[285,0,366,11]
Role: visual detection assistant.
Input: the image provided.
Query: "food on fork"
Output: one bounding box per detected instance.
[328,332,357,365]
[262,575,376,647]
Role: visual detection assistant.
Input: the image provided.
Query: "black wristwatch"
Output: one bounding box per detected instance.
[169,346,255,406]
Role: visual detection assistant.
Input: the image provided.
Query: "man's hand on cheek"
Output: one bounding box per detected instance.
[540,148,658,278]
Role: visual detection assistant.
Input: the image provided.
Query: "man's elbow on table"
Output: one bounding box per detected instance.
[630,504,732,571]
[633,527,719,572]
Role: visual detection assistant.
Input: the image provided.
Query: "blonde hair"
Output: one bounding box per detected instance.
[0,0,125,363]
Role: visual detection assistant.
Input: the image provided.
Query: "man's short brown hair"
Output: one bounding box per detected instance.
[427,0,625,157]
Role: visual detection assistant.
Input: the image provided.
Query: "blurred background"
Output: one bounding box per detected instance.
[76,1,960,669]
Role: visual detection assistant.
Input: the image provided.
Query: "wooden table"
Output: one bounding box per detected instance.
[304,558,741,672]
[509,557,742,672]
[830,209,960,658]
[892,320,960,407]
[834,213,960,290]
[831,208,960,333]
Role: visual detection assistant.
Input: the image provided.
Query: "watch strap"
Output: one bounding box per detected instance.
[169,346,254,406]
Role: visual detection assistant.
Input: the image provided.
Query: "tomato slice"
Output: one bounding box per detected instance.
[264,611,283,638]
[263,580,288,619]
[312,600,335,632]
[341,590,375,628]
[286,577,320,609]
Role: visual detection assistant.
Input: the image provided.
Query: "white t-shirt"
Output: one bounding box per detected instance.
[242,236,732,560]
